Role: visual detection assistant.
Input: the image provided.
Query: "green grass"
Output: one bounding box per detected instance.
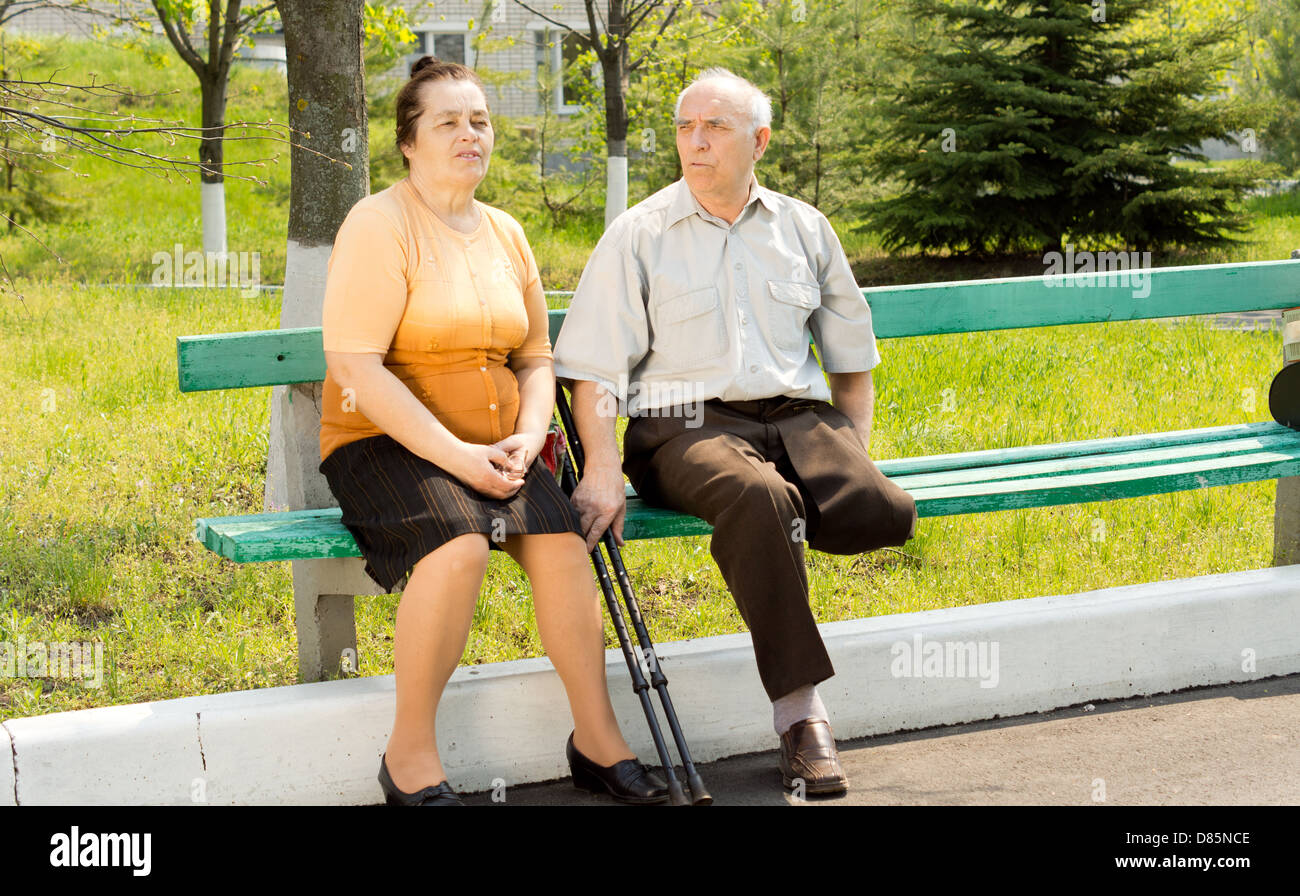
[0,274,1285,719]
[0,35,635,291]
[0,33,1297,722]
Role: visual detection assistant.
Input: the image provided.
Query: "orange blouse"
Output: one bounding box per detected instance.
[319,179,553,463]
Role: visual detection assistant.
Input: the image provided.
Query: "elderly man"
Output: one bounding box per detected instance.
[554,68,917,794]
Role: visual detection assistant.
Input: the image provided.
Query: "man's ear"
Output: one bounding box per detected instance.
[753,126,771,162]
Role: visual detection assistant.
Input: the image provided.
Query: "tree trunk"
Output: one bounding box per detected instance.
[266,0,370,514]
[598,49,629,227]
[600,12,630,228]
[198,69,228,256]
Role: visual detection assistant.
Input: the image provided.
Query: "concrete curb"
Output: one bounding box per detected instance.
[5,564,1299,804]
[1,723,14,807]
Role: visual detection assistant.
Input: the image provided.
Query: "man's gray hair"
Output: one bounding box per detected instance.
[674,68,773,134]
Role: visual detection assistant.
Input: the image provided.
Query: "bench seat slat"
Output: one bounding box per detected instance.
[876,421,1287,476]
[910,447,1300,515]
[194,424,1300,564]
[893,429,1300,490]
[195,510,362,562]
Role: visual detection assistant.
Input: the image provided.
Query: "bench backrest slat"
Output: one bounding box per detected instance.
[864,259,1300,338]
[178,260,1300,392]
[178,328,327,392]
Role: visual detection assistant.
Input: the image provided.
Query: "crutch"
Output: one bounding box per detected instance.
[553,384,712,806]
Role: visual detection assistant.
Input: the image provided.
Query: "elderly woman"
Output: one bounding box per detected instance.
[317,56,666,806]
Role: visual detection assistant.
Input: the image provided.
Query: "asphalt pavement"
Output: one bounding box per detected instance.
[458,673,1300,806]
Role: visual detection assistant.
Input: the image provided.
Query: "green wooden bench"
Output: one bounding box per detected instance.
[177,259,1300,682]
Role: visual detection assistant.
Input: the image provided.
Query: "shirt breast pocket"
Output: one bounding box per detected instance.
[767,280,820,353]
[653,286,727,366]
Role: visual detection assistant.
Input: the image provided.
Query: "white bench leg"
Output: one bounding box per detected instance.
[291,558,387,682]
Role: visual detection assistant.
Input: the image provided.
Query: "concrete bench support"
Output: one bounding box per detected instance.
[1276,477,1300,566]
[291,558,386,681]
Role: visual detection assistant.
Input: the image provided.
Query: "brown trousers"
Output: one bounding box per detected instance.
[623,397,919,702]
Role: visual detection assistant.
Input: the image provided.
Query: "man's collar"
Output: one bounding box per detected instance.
[668,175,777,227]
[750,178,780,214]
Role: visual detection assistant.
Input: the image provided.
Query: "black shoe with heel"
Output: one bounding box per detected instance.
[566,732,670,805]
[378,753,465,806]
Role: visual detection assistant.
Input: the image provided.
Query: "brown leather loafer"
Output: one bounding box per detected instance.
[778,718,849,794]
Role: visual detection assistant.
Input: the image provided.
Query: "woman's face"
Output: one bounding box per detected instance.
[401,77,493,190]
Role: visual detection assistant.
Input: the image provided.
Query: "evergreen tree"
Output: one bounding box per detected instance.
[1261,0,1300,174]
[868,0,1268,255]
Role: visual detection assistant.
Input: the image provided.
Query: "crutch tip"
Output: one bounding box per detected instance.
[668,780,690,806]
[688,774,712,805]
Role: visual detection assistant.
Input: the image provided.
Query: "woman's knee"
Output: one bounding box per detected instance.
[506,531,594,581]
[413,533,491,582]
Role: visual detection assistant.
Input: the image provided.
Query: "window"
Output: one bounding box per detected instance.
[533,27,591,115]
[422,30,472,66]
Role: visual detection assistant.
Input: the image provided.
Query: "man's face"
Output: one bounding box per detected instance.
[674,81,770,206]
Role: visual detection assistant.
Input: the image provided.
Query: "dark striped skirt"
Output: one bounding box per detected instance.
[318,434,584,593]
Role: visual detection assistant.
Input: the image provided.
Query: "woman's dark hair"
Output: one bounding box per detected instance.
[395,56,488,169]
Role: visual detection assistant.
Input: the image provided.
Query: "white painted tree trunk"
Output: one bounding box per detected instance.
[604,154,628,230]
[265,239,335,513]
[201,181,228,257]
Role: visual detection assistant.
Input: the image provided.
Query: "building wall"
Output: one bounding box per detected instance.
[4,1,131,36]
[408,0,591,119]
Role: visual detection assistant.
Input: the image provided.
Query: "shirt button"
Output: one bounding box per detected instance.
[749,365,758,373]
[489,403,497,410]
[480,366,487,372]
[734,262,742,270]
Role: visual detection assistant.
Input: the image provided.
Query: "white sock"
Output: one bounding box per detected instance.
[772,684,828,736]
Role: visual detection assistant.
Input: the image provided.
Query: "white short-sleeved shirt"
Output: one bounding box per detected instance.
[553,177,880,414]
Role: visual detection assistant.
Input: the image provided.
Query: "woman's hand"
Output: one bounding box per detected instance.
[443,441,527,499]
[491,430,548,481]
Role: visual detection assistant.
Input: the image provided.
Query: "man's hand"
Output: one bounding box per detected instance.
[569,462,627,552]
[566,380,628,552]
